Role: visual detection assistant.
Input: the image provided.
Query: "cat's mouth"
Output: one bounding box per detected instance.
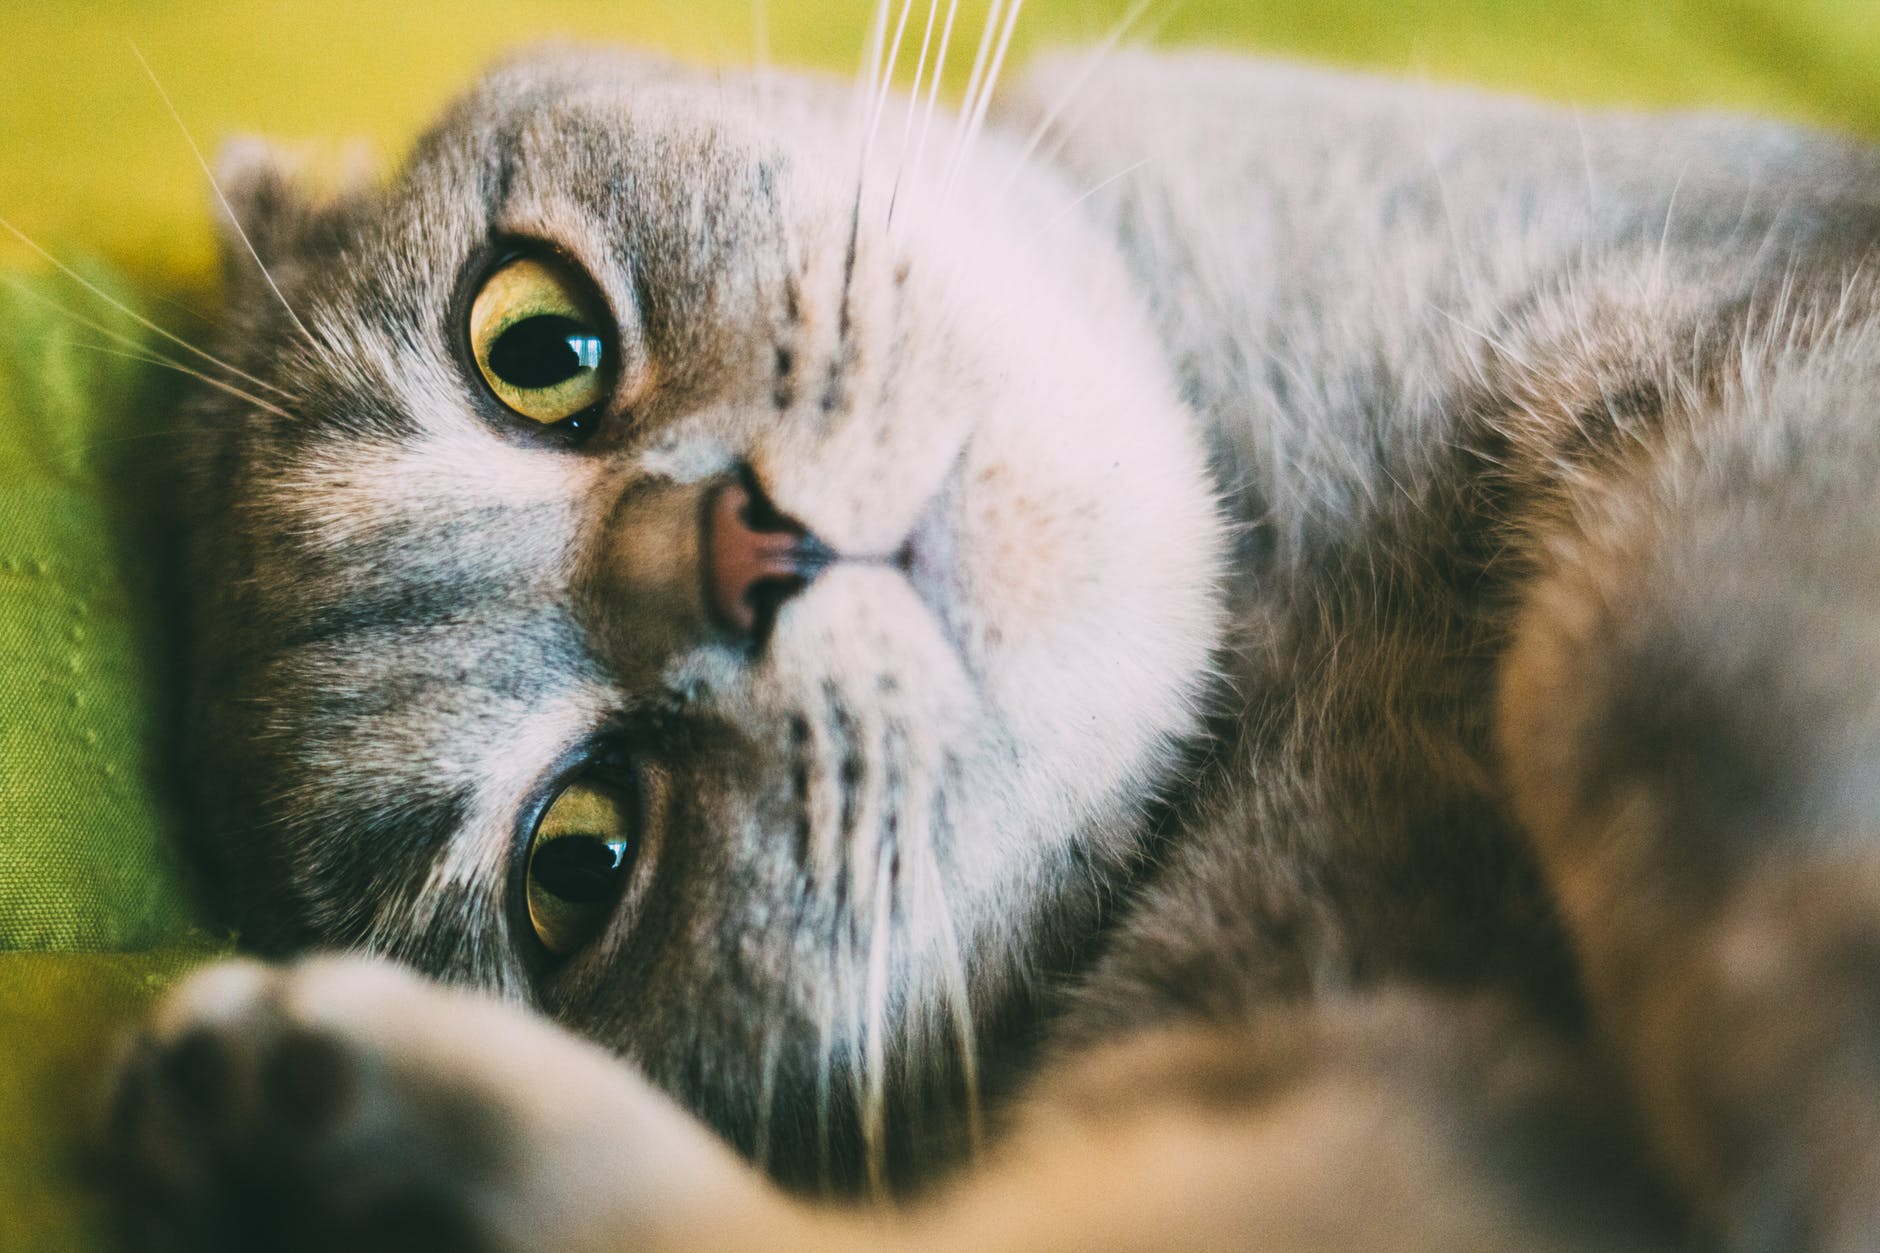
[889,449,969,658]
[703,453,969,663]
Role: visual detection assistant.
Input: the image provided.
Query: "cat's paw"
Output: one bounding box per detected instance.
[110,957,808,1253]
[110,960,512,1253]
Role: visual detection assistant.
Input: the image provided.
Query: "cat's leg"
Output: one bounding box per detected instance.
[1499,411,1880,1248]
[897,990,1677,1251]
[114,957,1674,1251]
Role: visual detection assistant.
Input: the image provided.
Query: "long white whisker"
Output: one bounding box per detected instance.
[863,0,919,167]
[128,41,316,347]
[1014,0,1193,184]
[940,0,1006,193]
[828,703,895,1201]
[4,272,188,364]
[1024,157,1152,247]
[860,840,894,1200]
[1,273,293,418]
[897,735,982,1162]
[0,216,294,402]
[924,842,982,1154]
[840,882,867,1192]
[1137,0,1193,43]
[853,0,893,131]
[948,0,1025,198]
[997,0,1159,200]
[139,286,221,331]
[58,340,293,420]
[886,0,943,233]
[899,0,943,153]
[910,0,964,200]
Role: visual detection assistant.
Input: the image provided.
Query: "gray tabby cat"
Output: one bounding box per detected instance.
[109,33,1880,1253]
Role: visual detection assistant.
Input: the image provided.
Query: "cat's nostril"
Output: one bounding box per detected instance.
[703,474,830,648]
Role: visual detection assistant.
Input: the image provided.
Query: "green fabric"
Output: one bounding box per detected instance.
[6,0,1880,282]
[0,272,203,952]
[0,269,228,1249]
[3,2,1880,1249]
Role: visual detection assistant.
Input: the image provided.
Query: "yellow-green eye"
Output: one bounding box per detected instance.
[468,255,610,425]
[525,778,638,957]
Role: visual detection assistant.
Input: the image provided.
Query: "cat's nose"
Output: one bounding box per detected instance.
[703,473,831,647]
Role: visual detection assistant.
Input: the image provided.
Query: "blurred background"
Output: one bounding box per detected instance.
[3,2,1880,1247]
[5,0,1880,288]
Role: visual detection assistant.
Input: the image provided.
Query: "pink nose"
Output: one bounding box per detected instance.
[702,475,829,647]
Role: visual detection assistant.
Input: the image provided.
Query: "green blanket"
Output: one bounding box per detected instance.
[4,1,1877,1247]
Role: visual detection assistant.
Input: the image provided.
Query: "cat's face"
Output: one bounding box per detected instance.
[183,47,1223,1176]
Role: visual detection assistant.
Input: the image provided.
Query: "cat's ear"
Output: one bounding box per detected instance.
[213,137,372,283]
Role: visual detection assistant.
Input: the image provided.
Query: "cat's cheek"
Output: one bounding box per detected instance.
[942,390,1225,805]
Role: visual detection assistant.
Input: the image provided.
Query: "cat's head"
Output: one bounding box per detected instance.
[180,46,1223,1181]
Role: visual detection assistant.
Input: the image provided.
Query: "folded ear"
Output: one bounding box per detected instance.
[212,137,373,295]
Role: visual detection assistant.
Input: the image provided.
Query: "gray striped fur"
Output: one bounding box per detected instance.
[120,43,1880,1250]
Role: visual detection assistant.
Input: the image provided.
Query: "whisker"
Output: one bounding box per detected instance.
[893,727,982,1163]
[129,40,317,347]
[145,287,221,331]
[862,0,919,167]
[60,425,198,454]
[828,698,894,1201]
[997,0,1161,200]
[922,836,982,1155]
[1023,157,1152,248]
[885,0,942,232]
[853,0,893,132]
[860,841,895,1200]
[1,273,293,418]
[947,0,1025,199]
[838,880,867,1195]
[1006,0,1191,187]
[3,272,186,363]
[907,0,964,222]
[805,702,848,1198]
[861,0,921,244]
[939,0,1006,194]
[59,340,294,420]
[843,0,896,259]
[0,216,294,401]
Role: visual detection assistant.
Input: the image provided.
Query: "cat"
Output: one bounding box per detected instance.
[105,27,1880,1253]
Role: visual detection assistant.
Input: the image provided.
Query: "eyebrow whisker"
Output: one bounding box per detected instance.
[129,40,319,348]
[60,339,295,420]
[0,216,295,402]
[995,0,1165,204]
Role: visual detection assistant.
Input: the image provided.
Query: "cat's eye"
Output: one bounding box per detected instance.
[524,777,639,957]
[468,255,611,427]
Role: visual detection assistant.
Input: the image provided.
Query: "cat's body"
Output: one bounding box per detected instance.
[113,42,1880,1251]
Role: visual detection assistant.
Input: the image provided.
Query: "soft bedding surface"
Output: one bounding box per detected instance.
[4,2,1877,1247]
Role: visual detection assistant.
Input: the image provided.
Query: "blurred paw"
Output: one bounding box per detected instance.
[110,960,507,1253]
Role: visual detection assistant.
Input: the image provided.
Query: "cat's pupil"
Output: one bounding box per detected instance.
[532,834,633,904]
[488,315,603,390]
